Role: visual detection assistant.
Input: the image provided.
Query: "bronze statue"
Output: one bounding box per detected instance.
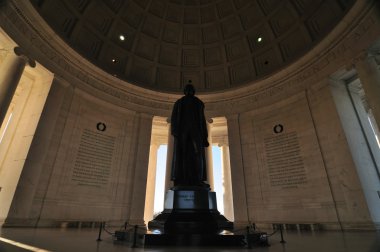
[170,83,209,187]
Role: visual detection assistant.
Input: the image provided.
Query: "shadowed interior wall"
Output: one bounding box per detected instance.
[238,85,373,230]
[4,78,152,227]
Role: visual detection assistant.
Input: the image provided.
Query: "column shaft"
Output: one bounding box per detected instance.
[0,47,35,127]
[206,120,214,190]
[221,145,234,221]
[164,122,173,192]
[355,55,380,125]
[226,114,249,227]
[144,143,159,223]
[129,113,153,225]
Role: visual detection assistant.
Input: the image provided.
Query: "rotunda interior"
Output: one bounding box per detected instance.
[0,0,380,239]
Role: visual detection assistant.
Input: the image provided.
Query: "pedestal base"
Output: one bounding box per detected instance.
[145,232,245,246]
[146,187,243,246]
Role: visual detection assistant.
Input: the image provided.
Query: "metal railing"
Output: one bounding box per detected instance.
[96,222,146,248]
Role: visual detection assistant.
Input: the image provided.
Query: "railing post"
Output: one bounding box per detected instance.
[131,225,138,248]
[246,226,252,249]
[280,224,286,244]
[96,222,103,241]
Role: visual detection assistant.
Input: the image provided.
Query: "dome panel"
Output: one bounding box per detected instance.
[229,60,255,85]
[279,26,313,61]
[71,24,103,59]
[149,0,168,17]
[159,44,180,66]
[166,4,183,22]
[239,2,266,31]
[233,0,252,9]
[83,1,114,36]
[157,68,181,89]
[290,0,324,16]
[184,8,200,24]
[135,35,158,61]
[269,2,300,37]
[204,46,224,66]
[121,2,144,28]
[205,68,227,89]
[65,0,90,13]
[163,23,182,43]
[247,23,276,53]
[134,0,150,9]
[257,0,282,15]
[183,27,201,44]
[225,38,251,61]
[99,43,129,75]
[109,21,136,51]
[182,49,201,66]
[34,0,77,37]
[102,0,124,13]
[185,0,201,5]
[306,1,345,40]
[254,46,283,76]
[200,5,217,24]
[142,15,163,38]
[202,25,221,44]
[182,71,202,90]
[216,0,235,19]
[129,58,155,86]
[221,17,243,39]
[31,0,356,93]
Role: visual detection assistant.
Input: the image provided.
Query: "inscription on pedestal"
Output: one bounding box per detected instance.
[264,131,307,188]
[71,129,115,187]
[168,190,216,210]
[174,191,198,209]
[179,194,195,202]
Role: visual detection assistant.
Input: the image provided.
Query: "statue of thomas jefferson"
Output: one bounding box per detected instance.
[171,83,209,187]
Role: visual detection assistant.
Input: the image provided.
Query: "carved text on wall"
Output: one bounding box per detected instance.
[72,129,115,187]
[264,131,307,188]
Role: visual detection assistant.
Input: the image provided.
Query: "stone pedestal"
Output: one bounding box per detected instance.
[145,186,243,246]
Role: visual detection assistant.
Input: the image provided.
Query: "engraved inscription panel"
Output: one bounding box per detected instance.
[264,131,307,188]
[72,129,116,187]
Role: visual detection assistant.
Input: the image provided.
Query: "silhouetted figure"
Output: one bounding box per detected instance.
[171,83,209,187]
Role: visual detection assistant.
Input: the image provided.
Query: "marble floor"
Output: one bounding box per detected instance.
[0,227,379,252]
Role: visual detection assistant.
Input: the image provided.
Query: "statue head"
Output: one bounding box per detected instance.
[184,83,195,96]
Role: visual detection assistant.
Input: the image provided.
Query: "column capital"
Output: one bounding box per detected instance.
[352,49,380,67]
[14,47,36,68]
[225,113,239,122]
[367,44,380,59]
[207,118,213,124]
[149,141,160,148]
[137,112,154,121]
[218,142,229,147]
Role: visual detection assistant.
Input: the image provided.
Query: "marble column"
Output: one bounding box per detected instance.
[221,144,234,221]
[0,47,36,128]
[129,113,153,226]
[144,143,159,223]
[226,114,249,227]
[1,75,57,227]
[164,120,173,192]
[206,119,214,190]
[355,53,380,126]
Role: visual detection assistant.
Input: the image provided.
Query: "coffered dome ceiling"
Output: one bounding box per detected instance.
[31,0,355,93]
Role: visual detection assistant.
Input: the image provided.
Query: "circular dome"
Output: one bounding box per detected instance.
[31,0,355,93]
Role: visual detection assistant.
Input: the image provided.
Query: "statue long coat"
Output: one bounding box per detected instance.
[170,94,208,186]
